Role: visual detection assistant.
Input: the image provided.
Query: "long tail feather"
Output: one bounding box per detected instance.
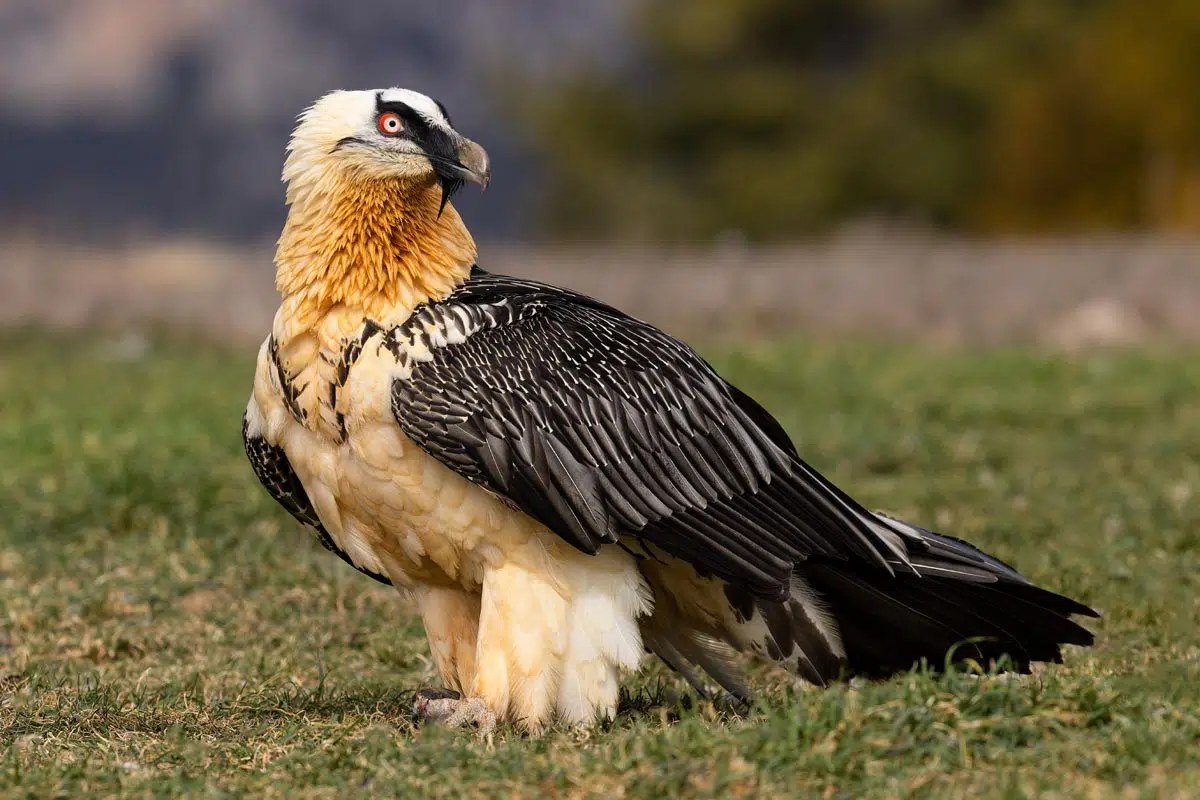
[801,516,1096,677]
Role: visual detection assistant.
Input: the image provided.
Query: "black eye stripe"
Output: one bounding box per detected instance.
[373,98,459,166]
[376,100,436,138]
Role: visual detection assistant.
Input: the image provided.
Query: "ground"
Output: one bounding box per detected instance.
[1,331,1198,798]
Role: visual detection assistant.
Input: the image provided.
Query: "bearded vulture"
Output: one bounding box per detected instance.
[243,87,1096,734]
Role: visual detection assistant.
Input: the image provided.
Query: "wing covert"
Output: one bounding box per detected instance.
[390,271,906,598]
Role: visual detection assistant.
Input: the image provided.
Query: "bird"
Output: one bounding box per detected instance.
[243,87,1097,734]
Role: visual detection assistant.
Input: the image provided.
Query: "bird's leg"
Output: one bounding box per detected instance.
[411,587,495,736]
[414,587,481,697]
[412,687,498,737]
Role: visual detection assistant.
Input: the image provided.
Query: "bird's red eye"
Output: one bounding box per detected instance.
[378,112,403,135]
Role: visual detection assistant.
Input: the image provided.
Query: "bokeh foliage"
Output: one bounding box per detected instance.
[520,0,1200,240]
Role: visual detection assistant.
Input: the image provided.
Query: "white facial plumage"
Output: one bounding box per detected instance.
[283,88,455,192]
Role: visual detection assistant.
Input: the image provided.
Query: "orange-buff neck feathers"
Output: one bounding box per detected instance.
[274,169,476,336]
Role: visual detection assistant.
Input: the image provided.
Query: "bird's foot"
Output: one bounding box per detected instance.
[413,688,497,740]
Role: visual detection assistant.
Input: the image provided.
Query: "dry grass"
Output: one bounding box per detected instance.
[1,331,1199,797]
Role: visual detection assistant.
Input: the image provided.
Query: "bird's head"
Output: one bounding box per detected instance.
[284,88,490,214]
[275,88,487,325]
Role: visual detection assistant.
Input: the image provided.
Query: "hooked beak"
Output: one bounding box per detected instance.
[430,135,490,216]
[432,137,490,190]
[452,137,491,189]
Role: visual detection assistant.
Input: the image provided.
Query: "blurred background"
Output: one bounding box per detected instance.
[2,0,1199,346]
[6,5,1200,789]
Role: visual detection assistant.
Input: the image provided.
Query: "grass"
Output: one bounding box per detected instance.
[1,330,1198,798]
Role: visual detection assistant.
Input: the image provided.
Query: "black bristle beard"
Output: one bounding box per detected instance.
[437,176,464,217]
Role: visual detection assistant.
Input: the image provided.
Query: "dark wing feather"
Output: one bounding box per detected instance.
[390,270,906,599]
[242,413,391,585]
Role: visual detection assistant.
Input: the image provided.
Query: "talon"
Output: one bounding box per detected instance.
[445,698,497,737]
[413,686,462,722]
[412,688,497,737]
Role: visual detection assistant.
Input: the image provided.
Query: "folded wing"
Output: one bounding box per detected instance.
[390,270,918,600]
